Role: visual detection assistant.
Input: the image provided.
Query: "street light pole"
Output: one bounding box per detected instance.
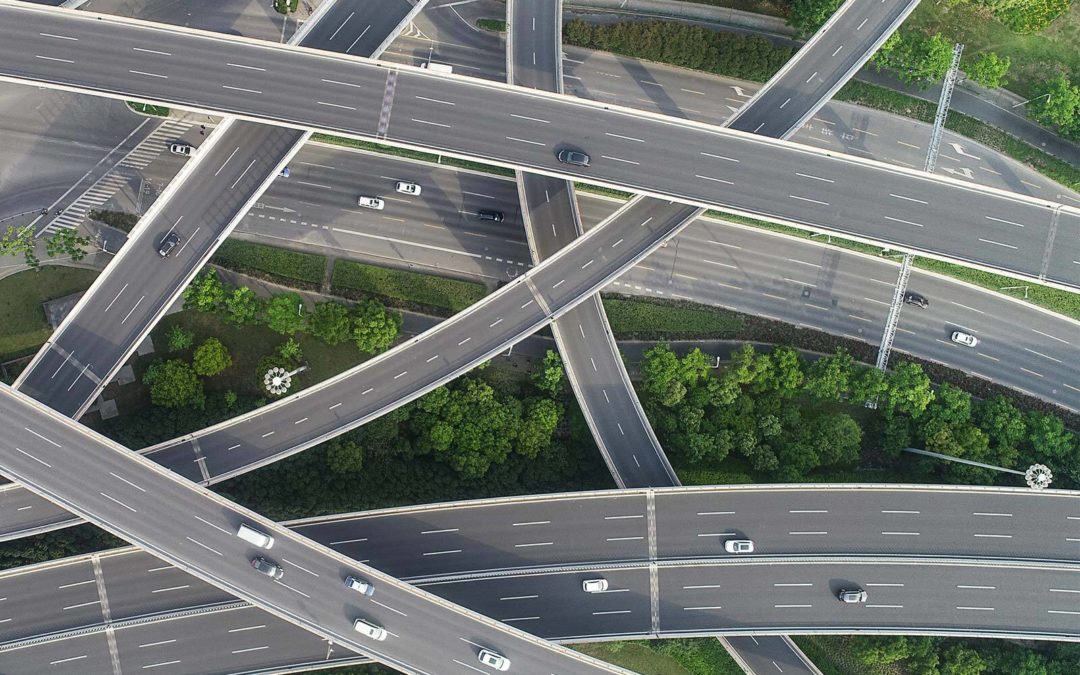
[902,447,1053,489]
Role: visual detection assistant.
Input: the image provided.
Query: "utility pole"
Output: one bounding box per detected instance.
[874,44,964,375]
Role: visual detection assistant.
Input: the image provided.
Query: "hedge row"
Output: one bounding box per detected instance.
[331,260,487,315]
[602,296,745,338]
[211,240,325,290]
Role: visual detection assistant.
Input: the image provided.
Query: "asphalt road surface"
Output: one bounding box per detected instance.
[13,0,416,418]
[2,3,1076,288]
[0,384,632,675]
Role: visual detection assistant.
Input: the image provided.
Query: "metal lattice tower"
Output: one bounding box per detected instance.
[924,43,965,174]
[874,43,964,374]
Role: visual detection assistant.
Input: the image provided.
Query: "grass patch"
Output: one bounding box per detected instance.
[603,296,745,338]
[906,0,1080,100]
[273,0,299,14]
[211,240,325,290]
[476,18,506,32]
[151,310,369,396]
[312,134,515,177]
[0,267,100,361]
[331,260,487,315]
[793,636,903,675]
[575,639,744,675]
[126,101,169,117]
[89,209,139,233]
[680,0,790,18]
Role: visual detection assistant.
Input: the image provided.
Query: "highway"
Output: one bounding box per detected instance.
[2,2,1077,289]
[13,0,418,419]
[0,383,632,675]
[510,0,679,488]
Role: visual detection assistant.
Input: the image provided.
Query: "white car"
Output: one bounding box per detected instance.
[357,195,385,210]
[395,181,421,196]
[950,331,979,347]
[345,575,375,596]
[477,648,510,671]
[724,539,755,554]
[169,142,195,157]
[838,588,868,603]
[353,618,387,641]
[582,578,609,593]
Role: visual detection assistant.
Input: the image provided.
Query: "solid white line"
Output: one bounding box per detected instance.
[416,95,456,106]
[500,595,539,601]
[35,55,75,64]
[788,509,827,513]
[193,514,230,535]
[972,533,1012,538]
[884,216,922,227]
[40,32,78,41]
[985,215,1025,228]
[24,427,62,448]
[512,521,550,526]
[510,113,548,123]
[62,600,100,610]
[99,492,136,512]
[129,70,168,79]
[505,136,545,146]
[423,549,462,556]
[605,132,645,142]
[222,85,262,94]
[889,193,928,204]
[227,63,266,71]
[696,174,734,185]
[109,472,146,492]
[1049,588,1080,594]
[51,655,88,665]
[151,585,190,593]
[228,625,267,633]
[979,238,1018,250]
[957,606,994,611]
[972,512,1012,517]
[514,542,553,547]
[57,579,95,589]
[796,172,834,183]
[232,646,270,654]
[700,152,739,162]
[684,605,724,610]
[317,101,357,111]
[185,536,223,556]
[788,531,827,535]
[1049,610,1080,615]
[593,610,632,615]
[881,531,920,536]
[16,448,52,468]
[139,639,177,648]
[133,47,171,56]
[412,118,452,128]
[789,195,829,206]
[775,604,812,608]
[957,585,996,590]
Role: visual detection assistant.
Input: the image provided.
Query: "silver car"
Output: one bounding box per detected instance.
[950,331,979,347]
[251,556,283,580]
[345,575,375,596]
[838,588,867,603]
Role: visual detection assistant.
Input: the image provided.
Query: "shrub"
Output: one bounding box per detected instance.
[212,241,325,289]
[308,301,352,345]
[192,338,232,377]
[166,324,194,352]
[142,359,204,409]
[331,260,486,315]
[353,299,401,354]
[265,293,306,335]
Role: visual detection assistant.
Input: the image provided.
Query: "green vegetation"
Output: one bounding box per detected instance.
[0,223,86,269]
[89,209,138,232]
[212,240,325,289]
[331,259,487,315]
[965,51,1012,88]
[166,324,195,352]
[272,0,299,14]
[45,229,92,262]
[533,350,566,398]
[142,358,204,409]
[192,337,232,377]
[0,267,99,360]
[644,343,1078,486]
[126,101,169,117]
[603,297,745,338]
[476,18,506,32]
[352,298,402,354]
[265,292,307,335]
[576,639,743,675]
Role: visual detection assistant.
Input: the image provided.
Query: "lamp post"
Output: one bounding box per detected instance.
[902,447,1052,489]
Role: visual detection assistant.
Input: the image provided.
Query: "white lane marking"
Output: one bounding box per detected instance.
[120,296,146,325]
[514,542,554,547]
[789,195,829,206]
[696,174,734,185]
[293,417,308,425]
[867,604,904,608]
[329,403,343,410]
[215,147,240,177]
[1020,367,1044,378]
[328,537,367,545]
[221,85,262,94]
[972,533,1012,538]
[593,610,632,615]
[884,216,923,227]
[411,118,452,128]
[774,583,812,587]
[788,531,827,535]
[510,113,548,123]
[372,599,408,616]
[832,45,844,56]
[133,47,171,56]
[500,595,539,601]
[151,585,190,594]
[865,583,905,587]
[109,472,146,492]
[602,155,641,165]
[57,580,95,589]
[775,604,813,608]
[228,625,267,633]
[788,509,827,513]
[321,78,366,88]
[273,580,311,598]
[697,511,735,516]
[458,337,471,346]
[129,69,168,78]
[193,514,231,535]
[957,585,996,590]
[227,63,266,71]
[956,606,995,611]
[24,427,62,448]
[973,512,1012,517]
[607,536,645,541]
[139,639,178,648]
[50,655,89,665]
[1024,348,1062,363]
[421,528,460,534]
[948,301,985,314]
[684,605,725,611]
[796,172,834,183]
[232,646,270,654]
[62,600,100,610]
[317,101,357,111]
[296,180,332,190]
[422,549,462,556]
[415,95,455,105]
[51,350,75,378]
[104,284,129,313]
[1030,329,1069,344]
[512,521,550,526]
[40,32,78,40]
[1049,610,1080,615]
[506,136,545,146]
[890,193,928,204]
[700,152,739,162]
[606,132,645,142]
[34,54,76,64]
[426,355,440,363]
[698,532,737,537]
[230,160,256,190]
[979,238,1018,250]
[985,215,1025,228]
[881,531,920,536]
[16,447,52,468]
[281,558,320,577]
[185,536,223,556]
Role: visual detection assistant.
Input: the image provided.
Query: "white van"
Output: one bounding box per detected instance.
[237,523,274,549]
[353,618,388,641]
[420,62,453,74]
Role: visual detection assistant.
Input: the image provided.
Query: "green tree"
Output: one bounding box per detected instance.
[807,412,863,466]
[517,398,561,459]
[192,338,232,377]
[277,338,303,363]
[940,645,986,675]
[142,359,204,408]
[752,346,804,397]
[265,292,306,335]
[641,343,686,407]
[165,324,194,352]
[326,437,365,474]
[308,301,352,345]
[183,271,226,312]
[974,396,1026,450]
[533,350,565,397]
[850,365,888,402]
[964,52,1010,89]
[789,0,843,32]
[352,299,401,354]
[874,32,954,85]
[884,361,934,417]
[0,224,39,269]
[224,287,261,326]
[804,349,855,400]
[1029,75,1080,139]
[45,228,92,262]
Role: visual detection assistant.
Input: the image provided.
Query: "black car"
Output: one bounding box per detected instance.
[556,149,591,167]
[251,556,284,579]
[157,231,181,258]
[477,209,504,222]
[903,292,928,309]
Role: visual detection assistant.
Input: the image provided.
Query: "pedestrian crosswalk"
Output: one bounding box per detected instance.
[42,118,192,235]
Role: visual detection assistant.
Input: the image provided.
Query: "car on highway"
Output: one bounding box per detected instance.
[838,588,867,603]
[357,195,385,210]
[250,556,284,580]
[279,166,290,178]
[950,331,979,347]
[345,575,375,596]
[169,142,195,157]
[353,618,388,641]
[582,578,609,593]
[157,231,181,258]
[477,209,504,222]
[724,539,755,554]
[236,523,274,549]
[395,181,421,196]
[478,648,511,671]
[557,149,590,167]
[903,292,928,309]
